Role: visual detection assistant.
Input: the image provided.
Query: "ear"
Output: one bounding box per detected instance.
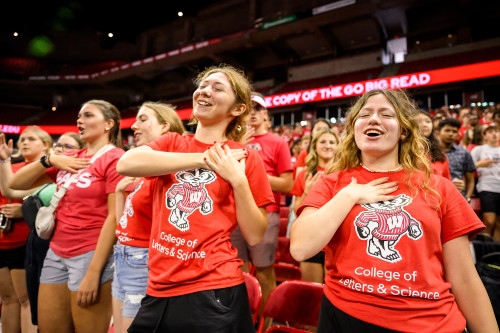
[230,104,246,117]
[161,122,170,135]
[105,119,115,131]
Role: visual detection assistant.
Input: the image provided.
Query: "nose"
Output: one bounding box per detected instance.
[131,121,139,131]
[368,113,381,124]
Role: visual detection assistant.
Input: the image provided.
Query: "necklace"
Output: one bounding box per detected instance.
[360,163,403,173]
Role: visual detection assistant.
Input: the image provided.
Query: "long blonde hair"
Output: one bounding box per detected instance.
[141,102,185,135]
[305,128,338,176]
[13,126,53,158]
[189,64,252,142]
[328,89,439,203]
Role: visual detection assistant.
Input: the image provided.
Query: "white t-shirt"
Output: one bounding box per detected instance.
[470,144,500,193]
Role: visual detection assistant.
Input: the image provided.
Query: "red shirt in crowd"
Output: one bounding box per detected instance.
[247,132,293,212]
[145,133,274,297]
[298,166,484,332]
[47,147,124,258]
[0,162,30,249]
[116,178,156,248]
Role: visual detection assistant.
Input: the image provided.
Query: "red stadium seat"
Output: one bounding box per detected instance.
[470,198,482,217]
[279,218,288,237]
[279,206,289,218]
[257,280,323,333]
[243,272,262,324]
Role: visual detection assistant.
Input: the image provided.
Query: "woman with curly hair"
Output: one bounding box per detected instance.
[290,89,497,332]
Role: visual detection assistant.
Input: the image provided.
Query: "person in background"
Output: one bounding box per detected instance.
[112,102,185,333]
[0,127,51,333]
[231,91,293,327]
[290,89,498,333]
[290,128,339,283]
[471,125,500,240]
[53,132,85,154]
[117,64,274,332]
[438,118,476,201]
[295,118,331,178]
[9,100,124,333]
[415,110,451,179]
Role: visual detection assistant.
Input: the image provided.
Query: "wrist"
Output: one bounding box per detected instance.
[40,154,52,168]
[0,157,11,163]
[466,197,471,203]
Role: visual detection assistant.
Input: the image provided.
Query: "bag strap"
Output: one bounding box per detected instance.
[48,144,115,209]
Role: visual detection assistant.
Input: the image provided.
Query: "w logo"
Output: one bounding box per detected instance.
[387,216,404,230]
[190,192,202,203]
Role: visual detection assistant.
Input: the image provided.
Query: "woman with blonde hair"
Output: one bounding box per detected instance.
[9,100,125,333]
[290,89,498,332]
[117,64,274,332]
[112,102,185,333]
[0,126,53,333]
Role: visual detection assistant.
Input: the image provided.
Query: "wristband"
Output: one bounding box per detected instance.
[40,155,51,168]
[0,157,11,163]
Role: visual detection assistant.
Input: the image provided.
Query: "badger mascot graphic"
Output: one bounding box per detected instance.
[354,194,422,262]
[165,168,216,231]
[119,180,144,229]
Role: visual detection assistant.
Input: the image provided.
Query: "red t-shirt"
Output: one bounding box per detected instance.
[146,133,274,297]
[0,162,30,249]
[298,166,484,332]
[289,167,325,197]
[116,178,156,248]
[247,132,293,212]
[431,156,451,179]
[47,147,124,258]
[295,149,308,169]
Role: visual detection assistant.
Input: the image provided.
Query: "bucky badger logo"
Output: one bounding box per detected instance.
[354,194,422,263]
[165,168,216,231]
[119,180,144,229]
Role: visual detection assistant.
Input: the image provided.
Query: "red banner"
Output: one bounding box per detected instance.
[3,60,500,135]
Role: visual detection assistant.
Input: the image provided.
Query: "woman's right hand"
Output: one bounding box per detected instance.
[116,176,138,192]
[342,177,398,205]
[50,154,91,173]
[0,133,13,161]
[304,171,324,195]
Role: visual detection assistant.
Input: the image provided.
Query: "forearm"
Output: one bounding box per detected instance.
[268,173,293,193]
[117,149,206,177]
[290,188,356,261]
[115,191,126,224]
[1,162,35,199]
[465,173,475,198]
[8,159,49,190]
[232,179,267,246]
[293,194,305,214]
[87,214,116,274]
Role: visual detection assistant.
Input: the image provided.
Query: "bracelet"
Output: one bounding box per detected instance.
[0,157,11,163]
[40,155,51,168]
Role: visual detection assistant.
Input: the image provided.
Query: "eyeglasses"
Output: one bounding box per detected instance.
[53,143,76,150]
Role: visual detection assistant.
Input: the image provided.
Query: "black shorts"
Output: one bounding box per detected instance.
[0,245,26,270]
[128,283,255,333]
[304,251,325,264]
[479,191,500,214]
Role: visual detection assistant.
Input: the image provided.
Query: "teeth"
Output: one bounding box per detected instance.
[198,101,210,106]
[366,130,381,136]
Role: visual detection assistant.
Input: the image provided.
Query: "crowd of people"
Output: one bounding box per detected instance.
[0,63,498,332]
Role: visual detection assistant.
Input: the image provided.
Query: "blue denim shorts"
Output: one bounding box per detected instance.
[40,248,114,292]
[111,243,149,318]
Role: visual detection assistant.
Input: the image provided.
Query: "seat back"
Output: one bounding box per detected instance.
[257,280,323,333]
[243,272,262,324]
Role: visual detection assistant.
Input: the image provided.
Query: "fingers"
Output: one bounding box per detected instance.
[7,139,13,150]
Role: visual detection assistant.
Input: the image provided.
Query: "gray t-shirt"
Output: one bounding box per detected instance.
[470,144,500,193]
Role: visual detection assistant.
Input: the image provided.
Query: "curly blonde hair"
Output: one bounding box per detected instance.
[189,64,252,142]
[327,89,439,204]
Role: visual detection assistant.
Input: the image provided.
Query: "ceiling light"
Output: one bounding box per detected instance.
[178,11,183,17]
[108,32,114,38]
[13,32,18,37]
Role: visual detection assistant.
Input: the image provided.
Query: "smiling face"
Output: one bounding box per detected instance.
[77,103,113,143]
[192,72,240,126]
[354,94,402,161]
[19,130,49,161]
[131,106,167,146]
[315,133,337,162]
[415,113,433,138]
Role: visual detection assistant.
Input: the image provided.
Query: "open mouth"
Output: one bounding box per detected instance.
[198,101,211,107]
[365,130,382,137]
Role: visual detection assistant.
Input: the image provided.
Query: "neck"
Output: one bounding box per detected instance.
[440,141,453,150]
[360,154,400,172]
[195,122,229,143]
[318,157,329,168]
[253,124,267,136]
[25,153,46,164]
[86,136,111,155]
